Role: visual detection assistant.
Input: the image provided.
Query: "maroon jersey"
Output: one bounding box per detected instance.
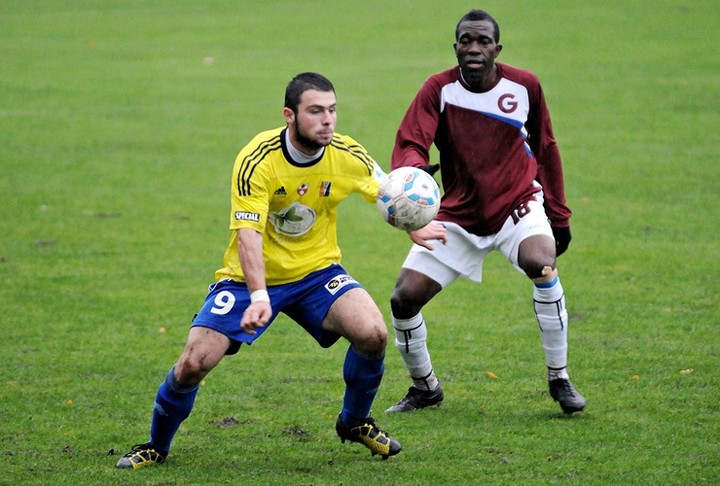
[391,63,571,236]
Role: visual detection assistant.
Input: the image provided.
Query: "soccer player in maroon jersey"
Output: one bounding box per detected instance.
[386,9,586,414]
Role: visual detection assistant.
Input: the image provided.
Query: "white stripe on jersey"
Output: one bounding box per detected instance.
[440,79,530,140]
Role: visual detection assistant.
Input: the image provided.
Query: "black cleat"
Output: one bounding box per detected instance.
[385,385,444,413]
[115,443,166,469]
[549,378,586,414]
[336,416,402,459]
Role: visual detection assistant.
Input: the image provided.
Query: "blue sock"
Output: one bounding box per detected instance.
[148,367,198,456]
[340,346,384,427]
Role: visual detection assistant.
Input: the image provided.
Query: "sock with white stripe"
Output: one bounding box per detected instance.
[392,312,439,391]
[533,277,569,375]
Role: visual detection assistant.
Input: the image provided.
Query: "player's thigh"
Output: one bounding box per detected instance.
[497,200,554,273]
[322,287,386,354]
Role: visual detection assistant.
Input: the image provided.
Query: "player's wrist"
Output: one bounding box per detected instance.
[250,289,270,304]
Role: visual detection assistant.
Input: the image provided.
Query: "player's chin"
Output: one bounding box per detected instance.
[316,132,334,145]
[461,65,483,78]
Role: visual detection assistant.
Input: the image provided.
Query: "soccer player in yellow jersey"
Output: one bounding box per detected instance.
[116,73,444,469]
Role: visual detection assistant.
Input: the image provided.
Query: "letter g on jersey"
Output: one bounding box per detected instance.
[498,93,518,113]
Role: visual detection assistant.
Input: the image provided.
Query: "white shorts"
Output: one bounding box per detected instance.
[402,199,553,288]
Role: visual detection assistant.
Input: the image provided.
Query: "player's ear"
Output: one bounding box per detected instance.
[495,43,503,56]
[283,107,295,125]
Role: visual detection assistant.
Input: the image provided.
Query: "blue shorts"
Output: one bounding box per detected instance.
[192,264,362,353]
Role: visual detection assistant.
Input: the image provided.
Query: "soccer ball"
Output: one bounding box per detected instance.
[377,166,441,231]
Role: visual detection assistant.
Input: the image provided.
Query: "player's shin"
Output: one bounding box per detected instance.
[533,277,569,378]
[149,367,199,456]
[340,345,384,426]
[392,313,439,391]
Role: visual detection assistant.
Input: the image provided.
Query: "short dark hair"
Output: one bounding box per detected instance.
[455,9,500,43]
[284,72,335,113]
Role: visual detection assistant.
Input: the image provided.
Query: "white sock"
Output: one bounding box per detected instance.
[548,368,569,381]
[392,313,439,391]
[534,277,569,375]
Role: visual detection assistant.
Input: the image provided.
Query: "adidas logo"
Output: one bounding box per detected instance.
[274,186,287,196]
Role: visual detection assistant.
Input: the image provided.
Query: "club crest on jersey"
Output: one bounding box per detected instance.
[319,181,331,197]
[268,201,316,236]
[325,274,356,295]
[297,183,309,196]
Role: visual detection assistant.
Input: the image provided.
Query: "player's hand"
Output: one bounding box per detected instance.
[408,221,447,250]
[241,301,272,335]
[552,226,572,257]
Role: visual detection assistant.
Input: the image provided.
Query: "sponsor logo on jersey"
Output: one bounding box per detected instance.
[234,211,260,222]
[319,181,331,197]
[274,186,287,196]
[297,183,309,196]
[268,202,316,236]
[325,274,356,295]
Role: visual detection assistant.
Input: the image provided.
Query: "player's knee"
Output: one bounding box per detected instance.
[352,322,387,357]
[519,236,556,279]
[390,285,426,318]
[390,269,439,318]
[371,323,388,348]
[390,288,409,316]
[175,355,210,386]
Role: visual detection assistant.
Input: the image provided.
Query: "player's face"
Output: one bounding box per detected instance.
[454,19,502,90]
[285,89,337,155]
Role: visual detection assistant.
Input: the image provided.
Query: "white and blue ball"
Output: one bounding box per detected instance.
[377,166,440,231]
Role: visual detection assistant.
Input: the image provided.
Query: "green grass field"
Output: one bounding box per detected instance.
[2,1,719,484]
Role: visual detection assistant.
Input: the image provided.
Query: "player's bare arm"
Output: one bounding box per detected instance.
[237,227,272,333]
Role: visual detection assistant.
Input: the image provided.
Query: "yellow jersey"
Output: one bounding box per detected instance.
[215,127,385,285]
